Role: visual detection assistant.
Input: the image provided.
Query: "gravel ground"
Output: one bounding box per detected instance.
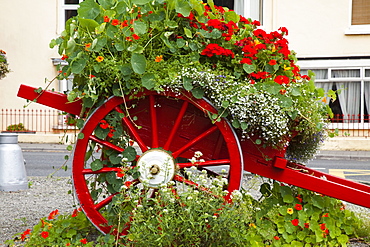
[1,175,369,246]
[0,176,75,246]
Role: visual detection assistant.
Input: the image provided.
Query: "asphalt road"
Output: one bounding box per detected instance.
[22,150,370,184]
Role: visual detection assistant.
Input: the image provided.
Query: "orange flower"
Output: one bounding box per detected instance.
[132,34,140,40]
[274,236,280,240]
[322,97,327,103]
[155,55,163,62]
[291,218,299,226]
[61,54,68,60]
[71,208,79,217]
[125,181,132,188]
[41,231,49,239]
[84,43,91,51]
[103,16,110,22]
[48,209,59,220]
[126,36,132,42]
[80,238,88,244]
[111,19,120,26]
[89,74,96,79]
[287,208,294,215]
[96,56,104,62]
[294,204,302,211]
[117,169,125,178]
[279,89,286,95]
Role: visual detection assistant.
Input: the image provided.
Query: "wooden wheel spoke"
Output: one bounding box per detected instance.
[82,167,122,175]
[121,116,148,152]
[177,159,230,169]
[94,193,118,211]
[163,101,188,150]
[90,135,124,153]
[172,125,218,158]
[149,95,159,148]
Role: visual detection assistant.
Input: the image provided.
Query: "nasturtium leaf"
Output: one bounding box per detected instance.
[224,10,240,23]
[191,87,204,99]
[255,138,262,144]
[98,0,115,9]
[131,53,146,74]
[221,101,230,108]
[176,38,186,48]
[231,119,240,129]
[184,27,192,38]
[122,146,137,162]
[243,64,256,74]
[133,21,147,34]
[283,194,294,203]
[95,23,106,34]
[91,160,103,171]
[291,87,301,96]
[66,38,76,55]
[67,145,73,151]
[109,154,122,165]
[106,24,118,39]
[175,0,191,17]
[240,122,248,130]
[71,58,87,74]
[78,133,84,140]
[132,0,152,4]
[141,73,156,90]
[164,20,178,29]
[210,29,222,39]
[95,126,109,139]
[183,77,193,90]
[114,42,125,51]
[66,229,77,238]
[190,0,205,16]
[92,36,107,52]
[77,0,100,19]
[120,64,132,75]
[78,18,99,32]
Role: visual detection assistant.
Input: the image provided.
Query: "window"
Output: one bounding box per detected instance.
[213,0,263,24]
[58,0,83,33]
[346,0,370,34]
[301,67,370,124]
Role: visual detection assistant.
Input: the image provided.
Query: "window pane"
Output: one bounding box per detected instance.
[213,0,234,10]
[352,0,370,25]
[332,69,360,78]
[65,10,78,23]
[65,0,79,4]
[365,69,370,77]
[300,69,328,79]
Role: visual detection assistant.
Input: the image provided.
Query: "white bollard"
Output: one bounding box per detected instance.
[0,134,28,191]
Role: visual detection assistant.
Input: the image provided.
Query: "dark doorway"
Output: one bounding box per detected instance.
[213,0,234,10]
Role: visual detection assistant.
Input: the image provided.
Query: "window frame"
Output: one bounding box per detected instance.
[345,0,370,35]
[58,0,83,34]
[298,59,370,130]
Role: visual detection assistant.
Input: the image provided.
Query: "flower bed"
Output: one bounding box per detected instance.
[51,0,334,161]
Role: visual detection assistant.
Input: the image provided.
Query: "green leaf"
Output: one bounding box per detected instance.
[66,229,77,238]
[191,87,204,99]
[92,36,107,52]
[283,194,294,203]
[291,87,301,96]
[66,145,73,151]
[66,37,76,55]
[240,122,248,130]
[141,73,156,89]
[131,53,146,74]
[231,119,240,128]
[255,138,262,144]
[95,126,109,139]
[77,0,100,19]
[91,159,103,171]
[67,91,76,102]
[98,0,115,9]
[95,23,106,34]
[175,0,191,17]
[71,58,87,74]
[164,20,178,29]
[176,38,186,48]
[122,146,137,162]
[114,42,125,51]
[133,21,147,34]
[183,77,193,90]
[78,133,84,139]
[224,10,240,23]
[132,0,152,4]
[110,154,122,165]
[184,27,192,38]
[79,18,99,32]
[120,64,132,75]
[243,64,256,73]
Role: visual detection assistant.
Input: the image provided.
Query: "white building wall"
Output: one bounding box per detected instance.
[0,0,60,110]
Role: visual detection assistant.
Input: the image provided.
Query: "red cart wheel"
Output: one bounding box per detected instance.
[72,90,243,234]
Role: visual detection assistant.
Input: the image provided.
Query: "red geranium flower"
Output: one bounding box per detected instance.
[274,75,289,85]
[48,209,59,220]
[269,59,277,66]
[294,204,303,211]
[80,238,88,244]
[111,19,120,26]
[291,219,299,226]
[41,231,49,239]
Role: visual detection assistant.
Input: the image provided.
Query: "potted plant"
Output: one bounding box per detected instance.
[0,49,10,80]
[51,0,334,162]
[2,123,35,134]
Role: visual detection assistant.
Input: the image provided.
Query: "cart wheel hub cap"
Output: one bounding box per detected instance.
[137,149,176,188]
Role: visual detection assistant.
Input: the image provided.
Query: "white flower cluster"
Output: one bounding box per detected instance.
[168,67,290,146]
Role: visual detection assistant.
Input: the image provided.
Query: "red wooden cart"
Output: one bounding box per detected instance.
[17,84,370,234]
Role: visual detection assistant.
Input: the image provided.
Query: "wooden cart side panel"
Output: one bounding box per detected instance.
[17,84,83,115]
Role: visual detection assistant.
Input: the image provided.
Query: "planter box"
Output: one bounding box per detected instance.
[1,131,36,134]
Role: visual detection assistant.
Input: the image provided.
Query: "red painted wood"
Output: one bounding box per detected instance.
[17,84,83,115]
[72,90,243,234]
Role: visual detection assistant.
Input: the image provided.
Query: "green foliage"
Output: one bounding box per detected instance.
[6,123,28,132]
[0,49,10,79]
[50,0,334,161]
[6,209,98,246]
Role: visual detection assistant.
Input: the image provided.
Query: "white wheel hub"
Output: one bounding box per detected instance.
[137,149,176,188]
